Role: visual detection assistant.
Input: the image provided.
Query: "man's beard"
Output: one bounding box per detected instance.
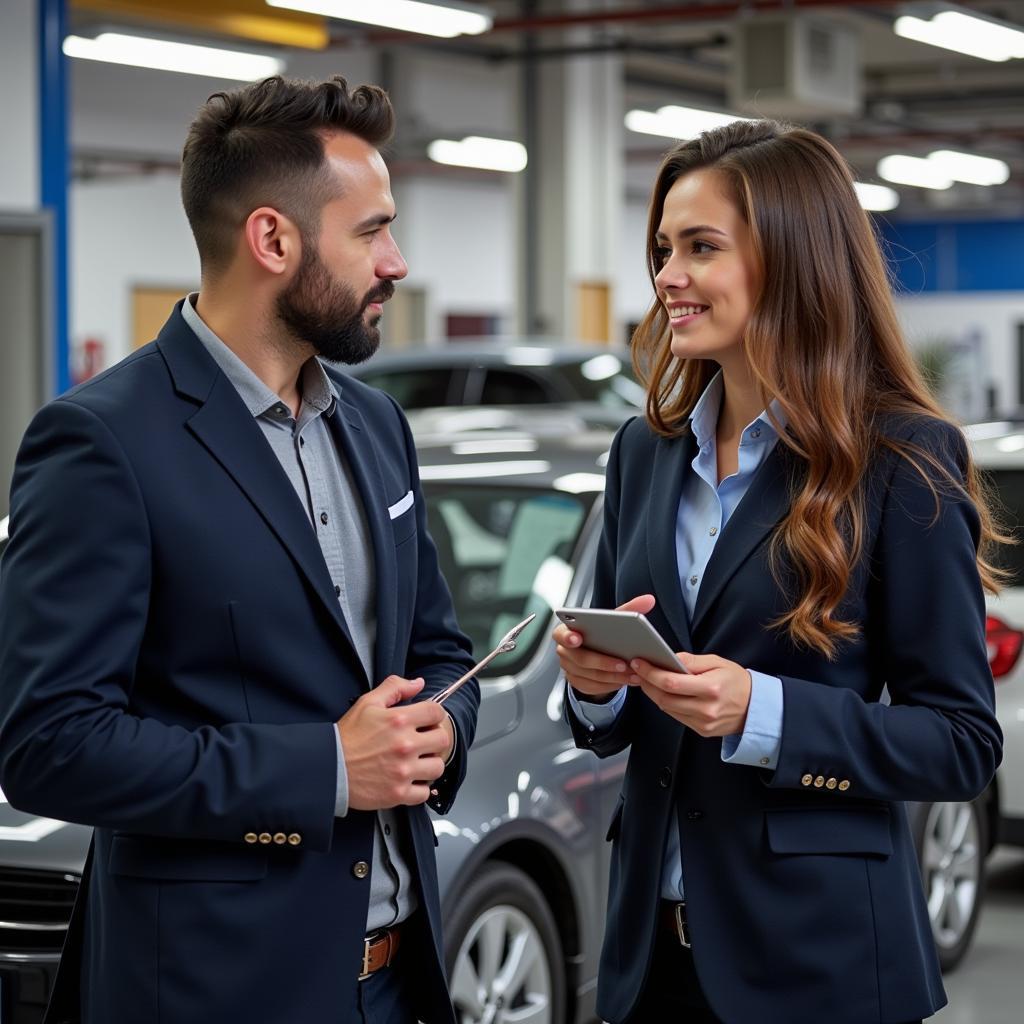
[275,244,394,365]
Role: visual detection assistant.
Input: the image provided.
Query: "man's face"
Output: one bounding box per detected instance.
[276,133,407,364]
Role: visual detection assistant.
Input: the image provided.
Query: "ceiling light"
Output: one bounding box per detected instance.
[428,136,527,172]
[267,0,492,38]
[927,149,1010,186]
[854,182,900,212]
[63,33,284,80]
[625,105,750,140]
[877,155,953,190]
[894,5,1024,62]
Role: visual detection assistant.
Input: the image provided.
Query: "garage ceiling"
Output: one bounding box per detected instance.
[68,0,1024,217]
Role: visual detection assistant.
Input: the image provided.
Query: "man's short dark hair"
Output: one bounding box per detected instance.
[180,75,394,275]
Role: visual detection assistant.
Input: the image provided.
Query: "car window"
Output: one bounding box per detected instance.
[987,469,1024,586]
[479,370,554,406]
[424,486,594,676]
[357,369,455,409]
[552,354,646,408]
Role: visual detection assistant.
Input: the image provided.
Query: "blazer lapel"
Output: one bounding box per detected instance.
[646,432,696,654]
[689,442,794,637]
[156,307,364,675]
[327,397,398,688]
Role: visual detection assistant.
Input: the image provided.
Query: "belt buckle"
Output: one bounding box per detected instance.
[674,901,691,949]
[358,936,373,981]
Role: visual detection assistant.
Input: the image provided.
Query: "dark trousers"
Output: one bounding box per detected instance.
[352,945,420,1024]
[624,920,923,1024]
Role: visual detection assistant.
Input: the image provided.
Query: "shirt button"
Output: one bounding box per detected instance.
[750,427,761,438]
[759,757,770,766]
[689,575,698,586]
[299,437,305,447]
[709,527,718,536]
[384,824,391,836]
[275,404,288,417]
[320,511,329,525]
[335,584,341,596]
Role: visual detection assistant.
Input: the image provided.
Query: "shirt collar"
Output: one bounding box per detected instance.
[689,369,787,447]
[181,293,338,419]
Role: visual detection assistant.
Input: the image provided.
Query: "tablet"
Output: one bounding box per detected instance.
[555,608,687,673]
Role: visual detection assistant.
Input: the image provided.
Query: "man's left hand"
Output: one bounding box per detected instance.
[629,652,752,737]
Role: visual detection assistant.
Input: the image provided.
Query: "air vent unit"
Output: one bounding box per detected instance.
[730,14,862,119]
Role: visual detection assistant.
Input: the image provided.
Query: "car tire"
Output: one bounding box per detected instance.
[912,797,988,971]
[444,861,566,1024]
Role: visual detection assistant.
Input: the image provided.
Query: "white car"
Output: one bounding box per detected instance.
[914,421,1024,969]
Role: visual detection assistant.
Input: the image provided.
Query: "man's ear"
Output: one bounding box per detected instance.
[243,206,300,276]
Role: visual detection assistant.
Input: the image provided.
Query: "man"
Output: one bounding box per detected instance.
[0,76,479,1024]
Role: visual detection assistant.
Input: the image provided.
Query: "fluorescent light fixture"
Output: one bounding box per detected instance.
[552,472,606,494]
[853,182,900,212]
[877,154,953,190]
[995,435,1024,453]
[625,105,750,140]
[267,0,492,38]
[427,136,527,172]
[894,7,1024,62]
[927,149,1010,186]
[63,33,284,80]
[450,439,539,455]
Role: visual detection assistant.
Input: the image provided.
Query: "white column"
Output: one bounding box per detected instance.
[0,0,40,210]
[518,0,623,344]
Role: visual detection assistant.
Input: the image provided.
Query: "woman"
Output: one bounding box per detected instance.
[554,119,1003,1024]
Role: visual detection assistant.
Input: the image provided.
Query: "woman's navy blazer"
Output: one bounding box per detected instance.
[568,412,1002,1024]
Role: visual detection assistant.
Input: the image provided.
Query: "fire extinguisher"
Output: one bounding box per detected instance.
[73,337,105,384]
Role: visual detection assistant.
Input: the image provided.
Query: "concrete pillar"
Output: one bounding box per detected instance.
[517,0,623,344]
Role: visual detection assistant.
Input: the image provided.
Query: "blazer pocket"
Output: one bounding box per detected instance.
[388,491,417,546]
[107,834,270,882]
[605,796,625,842]
[765,807,893,858]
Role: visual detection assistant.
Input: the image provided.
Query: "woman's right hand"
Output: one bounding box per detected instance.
[552,594,657,702]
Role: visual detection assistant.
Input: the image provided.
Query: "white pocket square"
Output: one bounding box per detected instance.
[387,490,414,520]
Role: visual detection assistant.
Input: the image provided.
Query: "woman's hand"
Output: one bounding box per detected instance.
[552,594,656,702]
[630,652,752,737]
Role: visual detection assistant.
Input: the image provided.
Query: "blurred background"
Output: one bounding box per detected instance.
[1,3,1024,1022]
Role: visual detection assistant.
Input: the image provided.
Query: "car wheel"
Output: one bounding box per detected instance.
[444,861,566,1024]
[912,798,988,971]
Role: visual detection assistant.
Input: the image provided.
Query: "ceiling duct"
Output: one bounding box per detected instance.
[729,13,862,119]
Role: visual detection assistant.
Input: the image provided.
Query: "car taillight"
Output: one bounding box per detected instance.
[986,614,1023,680]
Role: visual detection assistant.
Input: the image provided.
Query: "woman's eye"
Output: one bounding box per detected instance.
[692,240,717,255]
[653,246,671,264]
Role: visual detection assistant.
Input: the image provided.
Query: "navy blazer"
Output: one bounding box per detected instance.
[568,413,1002,1024]
[0,304,479,1024]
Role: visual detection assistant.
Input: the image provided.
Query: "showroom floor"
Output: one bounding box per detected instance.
[935,847,1024,1024]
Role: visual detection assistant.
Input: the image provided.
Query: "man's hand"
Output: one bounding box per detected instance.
[337,676,450,811]
[551,594,656,702]
[629,652,752,737]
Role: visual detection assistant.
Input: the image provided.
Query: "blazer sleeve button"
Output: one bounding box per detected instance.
[825,778,837,790]
[244,833,258,844]
[838,780,850,791]
[258,833,272,844]
[813,776,825,788]
[273,833,287,845]
[801,774,813,787]
[287,833,302,846]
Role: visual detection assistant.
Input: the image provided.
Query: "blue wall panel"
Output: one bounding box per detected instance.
[876,217,1024,295]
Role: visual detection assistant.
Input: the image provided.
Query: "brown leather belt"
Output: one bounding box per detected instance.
[659,900,692,948]
[358,923,403,980]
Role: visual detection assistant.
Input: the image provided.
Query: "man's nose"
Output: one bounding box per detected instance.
[380,238,408,281]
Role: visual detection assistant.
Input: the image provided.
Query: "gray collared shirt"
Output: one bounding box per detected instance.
[181,295,416,931]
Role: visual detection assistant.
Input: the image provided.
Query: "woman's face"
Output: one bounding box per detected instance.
[653,168,759,370]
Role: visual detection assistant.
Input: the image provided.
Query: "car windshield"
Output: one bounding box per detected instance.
[987,469,1024,586]
[423,485,594,677]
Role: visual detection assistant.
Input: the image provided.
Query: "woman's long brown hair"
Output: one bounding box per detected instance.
[631,119,1006,658]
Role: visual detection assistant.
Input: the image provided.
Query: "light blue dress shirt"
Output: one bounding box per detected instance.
[568,371,785,900]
